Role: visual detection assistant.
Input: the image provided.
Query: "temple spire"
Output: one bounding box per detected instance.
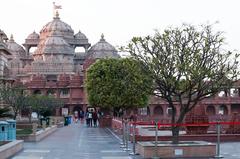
[100,33,105,41]
[9,34,14,42]
[53,2,62,19]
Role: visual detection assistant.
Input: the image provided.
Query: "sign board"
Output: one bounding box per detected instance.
[62,108,68,116]
[175,149,183,156]
[31,112,38,119]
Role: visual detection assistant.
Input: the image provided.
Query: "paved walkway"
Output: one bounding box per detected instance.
[10,123,240,159]
[11,123,139,159]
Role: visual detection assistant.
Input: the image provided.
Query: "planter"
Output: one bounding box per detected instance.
[136,141,216,158]
[17,125,57,142]
[99,116,112,128]
[0,140,23,159]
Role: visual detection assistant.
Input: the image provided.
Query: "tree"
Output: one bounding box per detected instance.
[0,107,13,118]
[124,24,239,143]
[27,95,64,121]
[86,58,153,116]
[0,85,29,120]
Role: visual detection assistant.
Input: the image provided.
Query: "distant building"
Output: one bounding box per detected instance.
[2,11,120,115]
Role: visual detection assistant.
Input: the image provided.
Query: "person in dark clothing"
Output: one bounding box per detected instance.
[85,110,91,127]
[92,111,98,127]
[88,111,93,127]
[79,110,84,124]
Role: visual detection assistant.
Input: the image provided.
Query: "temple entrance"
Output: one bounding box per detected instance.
[72,105,84,122]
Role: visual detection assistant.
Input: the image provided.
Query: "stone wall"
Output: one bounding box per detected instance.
[0,140,23,159]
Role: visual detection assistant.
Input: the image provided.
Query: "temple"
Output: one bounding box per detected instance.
[1,10,240,121]
[0,11,119,115]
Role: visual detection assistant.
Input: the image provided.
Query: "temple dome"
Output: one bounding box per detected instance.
[6,35,26,58]
[34,32,74,55]
[40,12,74,40]
[27,31,39,40]
[74,31,88,40]
[88,34,120,59]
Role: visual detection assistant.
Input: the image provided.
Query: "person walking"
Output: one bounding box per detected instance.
[79,110,84,124]
[88,111,93,127]
[93,111,98,127]
[85,111,90,127]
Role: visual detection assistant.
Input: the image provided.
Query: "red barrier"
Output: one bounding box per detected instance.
[130,121,240,127]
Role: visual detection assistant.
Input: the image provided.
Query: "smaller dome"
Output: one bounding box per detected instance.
[34,33,74,55]
[0,29,8,41]
[27,31,39,39]
[7,35,26,58]
[88,34,120,59]
[74,31,87,40]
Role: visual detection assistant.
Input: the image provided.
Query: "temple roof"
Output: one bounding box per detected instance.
[34,32,74,55]
[88,34,120,59]
[6,35,26,58]
[39,12,74,40]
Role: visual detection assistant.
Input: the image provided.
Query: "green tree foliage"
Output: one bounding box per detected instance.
[27,95,64,120]
[124,24,239,143]
[0,85,28,120]
[0,107,13,118]
[86,58,152,115]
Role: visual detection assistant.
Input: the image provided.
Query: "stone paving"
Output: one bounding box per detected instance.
[10,122,240,159]
[11,123,141,159]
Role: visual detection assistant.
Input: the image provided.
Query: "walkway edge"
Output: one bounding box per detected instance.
[105,128,122,143]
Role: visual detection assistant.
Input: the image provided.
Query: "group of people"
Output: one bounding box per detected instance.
[85,109,99,127]
[73,108,101,127]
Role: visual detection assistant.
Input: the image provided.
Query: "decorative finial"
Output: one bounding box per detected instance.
[53,2,62,19]
[10,34,14,42]
[55,10,59,18]
[100,33,105,41]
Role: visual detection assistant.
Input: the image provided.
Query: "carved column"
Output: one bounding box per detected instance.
[227,104,232,115]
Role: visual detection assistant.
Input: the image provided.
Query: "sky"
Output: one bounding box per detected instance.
[0,0,240,52]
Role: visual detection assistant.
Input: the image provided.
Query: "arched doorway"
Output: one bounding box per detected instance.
[47,89,56,96]
[33,89,41,95]
[153,106,163,116]
[147,106,150,116]
[206,105,216,115]
[219,105,228,115]
[73,105,83,119]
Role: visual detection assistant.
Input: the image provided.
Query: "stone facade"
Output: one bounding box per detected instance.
[0,11,120,115]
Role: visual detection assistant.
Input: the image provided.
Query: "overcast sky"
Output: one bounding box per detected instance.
[0,0,239,51]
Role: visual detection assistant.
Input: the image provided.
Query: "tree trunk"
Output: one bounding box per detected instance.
[172,126,180,144]
[13,113,17,120]
[171,108,188,144]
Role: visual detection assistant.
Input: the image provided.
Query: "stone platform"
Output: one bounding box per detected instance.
[136,141,216,158]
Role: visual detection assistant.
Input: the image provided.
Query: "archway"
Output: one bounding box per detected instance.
[153,106,163,116]
[231,104,240,114]
[33,89,41,95]
[219,105,228,115]
[147,106,150,116]
[73,105,83,118]
[47,89,56,96]
[206,105,216,115]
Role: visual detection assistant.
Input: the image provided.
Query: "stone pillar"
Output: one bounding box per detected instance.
[56,89,60,98]
[42,89,47,96]
[24,46,30,55]
[42,120,46,130]
[215,105,220,115]
[162,105,167,118]
[149,105,154,116]
[227,104,232,115]
[49,117,52,127]
[32,123,38,135]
